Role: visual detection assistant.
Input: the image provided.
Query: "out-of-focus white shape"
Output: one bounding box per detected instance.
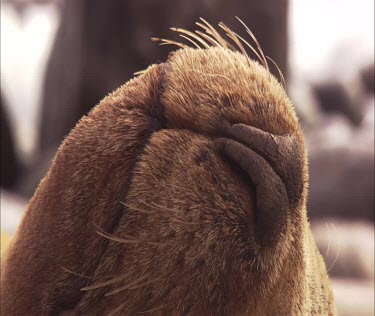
[289,0,374,82]
[331,278,374,316]
[0,190,27,235]
[289,0,374,120]
[0,4,60,159]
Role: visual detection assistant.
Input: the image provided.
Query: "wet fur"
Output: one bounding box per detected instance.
[1,21,335,315]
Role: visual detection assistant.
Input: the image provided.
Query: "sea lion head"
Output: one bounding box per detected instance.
[1,19,334,316]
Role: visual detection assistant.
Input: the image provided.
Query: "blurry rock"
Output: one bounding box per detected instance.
[39,0,289,154]
[288,79,322,127]
[295,35,373,129]
[17,149,56,198]
[361,63,374,95]
[1,96,22,190]
[313,82,362,126]
[308,147,374,221]
[305,97,374,221]
[311,220,374,280]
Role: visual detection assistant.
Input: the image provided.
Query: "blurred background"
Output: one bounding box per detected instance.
[0,0,374,314]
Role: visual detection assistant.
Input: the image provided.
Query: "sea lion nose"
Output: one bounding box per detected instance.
[224,123,305,206]
[216,137,288,247]
[215,123,305,247]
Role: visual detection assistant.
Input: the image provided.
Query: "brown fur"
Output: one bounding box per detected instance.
[1,21,335,315]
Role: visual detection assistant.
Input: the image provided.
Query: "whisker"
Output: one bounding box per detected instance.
[196,21,235,53]
[94,222,138,241]
[235,16,269,70]
[195,22,234,50]
[151,37,188,49]
[199,18,230,49]
[178,34,201,49]
[128,278,164,290]
[95,222,166,246]
[324,222,332,258]
[81,274,129,291]
[230,30,264,67]
[218,22,251,68]
[266,56,286,88]
[171,27,210,48]
[105,274,151,296]
[134,69,147,76]
[195,30,221,47]
[61,267,94,280]
[327,222,340,274]
[151,18,272,79]
[96,229,141,244]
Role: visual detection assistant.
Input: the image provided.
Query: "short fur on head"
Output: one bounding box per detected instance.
[1,19,335,315]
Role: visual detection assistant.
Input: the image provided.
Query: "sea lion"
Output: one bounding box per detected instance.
[1,19,335,315]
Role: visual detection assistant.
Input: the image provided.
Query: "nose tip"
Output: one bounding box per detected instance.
[216,137,288,247]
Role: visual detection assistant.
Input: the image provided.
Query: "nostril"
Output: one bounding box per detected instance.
[216,137,289,247]
[219,123,306,208]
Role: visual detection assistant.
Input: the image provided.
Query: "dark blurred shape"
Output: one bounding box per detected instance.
[313,82,363,126]
[39,0,288,155]
[1,95,21,190]
[361,63,374,95]
[16,149,56,198]
[308,148,374,221]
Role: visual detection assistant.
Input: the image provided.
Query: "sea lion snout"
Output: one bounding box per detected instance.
[216,123,305,247]
[1,20,335,314]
